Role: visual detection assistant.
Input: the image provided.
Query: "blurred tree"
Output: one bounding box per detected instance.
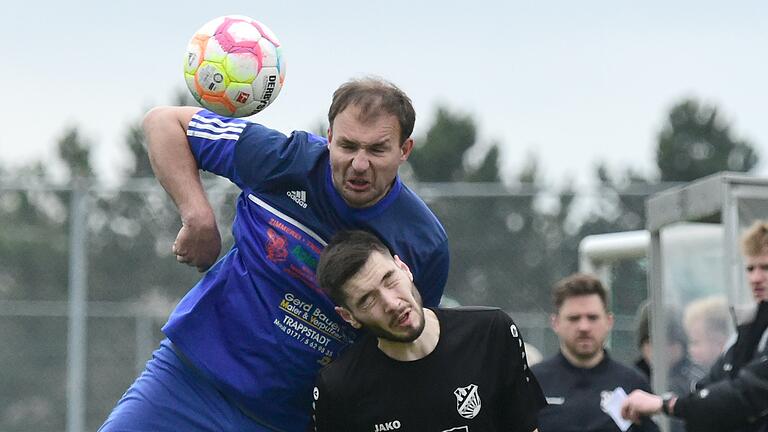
[0,127,98,431]
[58,126,94,179]
[656,98,758,181]
[409,106,500,182]
[572,166,655,314]
[465,144,502,183]
[408,108,574,314]
[0,90,223,431]
[123,121,153,178]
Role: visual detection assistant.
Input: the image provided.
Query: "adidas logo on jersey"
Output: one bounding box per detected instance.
[286,190,307,208]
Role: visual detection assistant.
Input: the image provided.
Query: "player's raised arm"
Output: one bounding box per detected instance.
[143,105,221,271]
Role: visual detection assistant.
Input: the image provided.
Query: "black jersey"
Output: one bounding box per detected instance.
[313,307,546,432]
[532,352,659,432]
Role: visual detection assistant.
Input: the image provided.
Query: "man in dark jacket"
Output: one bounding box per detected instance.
[622,220,768,432]
[533,273,659,432]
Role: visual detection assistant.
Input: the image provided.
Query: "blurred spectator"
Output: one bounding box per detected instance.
[683,295,732,370]
[532,273,659,432]
[634,301,705,395]
[622,220,768,432]
[634,301,705,432]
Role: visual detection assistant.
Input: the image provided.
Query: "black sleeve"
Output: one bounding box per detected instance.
[674,354,768,431]
[311,373,344,432]
[693,349,729,390]
[497,311,548,432]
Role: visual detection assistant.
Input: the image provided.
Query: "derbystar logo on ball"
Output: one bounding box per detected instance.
[184,15,286,118]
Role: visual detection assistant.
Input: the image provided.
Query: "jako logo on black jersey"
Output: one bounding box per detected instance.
[374,420,401,431]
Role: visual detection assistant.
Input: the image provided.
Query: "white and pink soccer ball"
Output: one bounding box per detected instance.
[183,15,286,118]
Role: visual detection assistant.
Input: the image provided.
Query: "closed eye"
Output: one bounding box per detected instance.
[359,295,376,310]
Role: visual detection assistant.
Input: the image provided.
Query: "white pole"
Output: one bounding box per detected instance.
[66,179,88,432]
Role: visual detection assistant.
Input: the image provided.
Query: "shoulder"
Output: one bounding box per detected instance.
[239,126,326,156]
[532,355,562,375]
[605,357,652,388]
[390,184,447,239]
[607,357,647,376]
[531,355,569,391]
[318,333,376,387]
[436,307,524,349]
[234,128,328,184]
[437,306,509,326]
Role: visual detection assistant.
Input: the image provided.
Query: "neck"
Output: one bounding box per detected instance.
[561,346,605,369]
[378,308,440,361]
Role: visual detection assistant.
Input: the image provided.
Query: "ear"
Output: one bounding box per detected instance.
[550,314,559,332]
[606,312,615,331]
[327,127,333,146]
[399,138,414,162]
[393,254,413,281]
[335,306,361,329]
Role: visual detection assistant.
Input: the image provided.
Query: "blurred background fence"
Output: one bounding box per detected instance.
[0,179,656,432]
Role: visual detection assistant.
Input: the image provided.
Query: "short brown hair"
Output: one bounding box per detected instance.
[552,273,608,312]
[316,230,391,307]
[327,77,416,144]
[741,220,768,257]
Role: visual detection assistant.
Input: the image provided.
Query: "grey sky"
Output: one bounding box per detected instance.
[2,0,766,186]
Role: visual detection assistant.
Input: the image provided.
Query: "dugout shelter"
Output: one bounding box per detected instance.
[646,172,768,432]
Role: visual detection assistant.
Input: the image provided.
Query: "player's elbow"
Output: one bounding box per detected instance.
[143,106,177,137]
[143,106,172,146]
[143,106,201,150]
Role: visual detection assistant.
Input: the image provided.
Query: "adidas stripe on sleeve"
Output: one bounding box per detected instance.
[187,110,248,144]
[186,110,248,182]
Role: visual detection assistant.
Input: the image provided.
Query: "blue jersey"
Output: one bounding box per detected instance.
[162,110,450,431]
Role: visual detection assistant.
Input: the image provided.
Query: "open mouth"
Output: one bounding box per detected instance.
[346,178,370,191]
[394,309,410,327]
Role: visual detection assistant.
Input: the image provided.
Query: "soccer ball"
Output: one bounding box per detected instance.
[183,15,285,118]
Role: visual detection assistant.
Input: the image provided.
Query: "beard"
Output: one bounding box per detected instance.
[564,336,602,361]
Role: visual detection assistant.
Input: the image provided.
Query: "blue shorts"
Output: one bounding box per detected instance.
[98,339,275,432]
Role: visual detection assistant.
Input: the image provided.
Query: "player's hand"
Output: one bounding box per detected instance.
[172,216,221,272]
[621,390,663,424]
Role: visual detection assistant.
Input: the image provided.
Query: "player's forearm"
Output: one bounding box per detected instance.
[144,106,214,224]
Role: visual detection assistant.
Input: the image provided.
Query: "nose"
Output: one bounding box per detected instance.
[380,289,400,313]
[351,151,370,172]
[576,318,591,332]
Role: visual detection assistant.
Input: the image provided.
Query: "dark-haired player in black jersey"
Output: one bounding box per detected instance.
[312,230,546,432]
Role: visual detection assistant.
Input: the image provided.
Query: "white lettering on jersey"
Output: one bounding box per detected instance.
[247,194,327,246]
[442,427,469,432]
[454,384,482,419]
[510,324,519,337]
[374,420,401,431]
[545,396,565,405]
